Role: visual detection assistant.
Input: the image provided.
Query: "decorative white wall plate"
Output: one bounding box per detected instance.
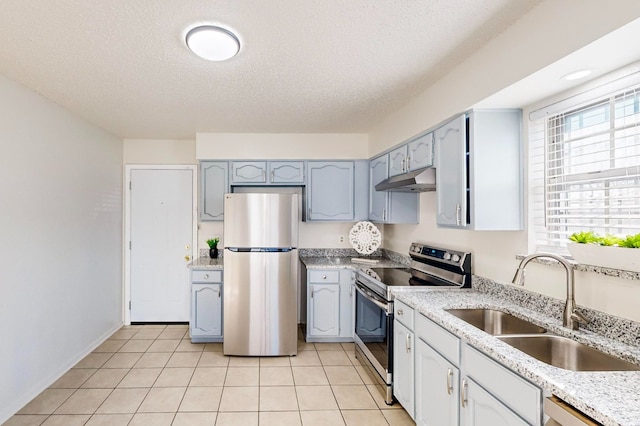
[349,221,381,255]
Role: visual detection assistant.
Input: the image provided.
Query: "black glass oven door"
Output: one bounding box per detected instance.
[354,284,392,374]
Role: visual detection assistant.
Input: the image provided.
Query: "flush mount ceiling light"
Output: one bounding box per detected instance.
[186,25,240,61]
[562,69,592,81]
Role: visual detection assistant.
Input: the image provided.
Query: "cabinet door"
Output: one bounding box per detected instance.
[269,161,305,184]
[191,284,222,337]
[415,339,459,426]
[460,377,529,426]
[369,155,389,222]
[338,271,355,339]
[200,161,229,221]
[408,133,434,171]
[393,321,414,418]
[231,161,267,184]
[388,146,407,177]
[435,115,468,228]
[308,283,340,337]
[307,162,354,221]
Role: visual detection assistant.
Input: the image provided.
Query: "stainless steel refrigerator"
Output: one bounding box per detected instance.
[223,193,299,356]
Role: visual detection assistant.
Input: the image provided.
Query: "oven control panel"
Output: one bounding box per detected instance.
[411,244,456,261]
[410,242,470,270]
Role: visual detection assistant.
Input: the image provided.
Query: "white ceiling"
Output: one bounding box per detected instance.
[0,0,540,139]
[475,17,640,112]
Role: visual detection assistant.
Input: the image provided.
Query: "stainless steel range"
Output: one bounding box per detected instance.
[353,242,472,405]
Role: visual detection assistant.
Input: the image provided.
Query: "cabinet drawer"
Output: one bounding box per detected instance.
[415,313,460,366]
[192,270,222,283]
[309,270,340,283]
[464,344,541,425]
[394,299,414,330]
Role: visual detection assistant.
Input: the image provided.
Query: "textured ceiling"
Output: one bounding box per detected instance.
[0,1,540,138]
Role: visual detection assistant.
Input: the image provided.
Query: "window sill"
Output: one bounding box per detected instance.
[515,254,640,281]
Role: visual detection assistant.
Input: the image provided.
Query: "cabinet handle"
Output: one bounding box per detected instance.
[407,155,411,171]
[446,368,453,395]
[214,288,221,297]
[456,204,461,226]
[204,274,209,279]
[460,378,468,408]
[401,159,405,173]
[322,275,327,280]
[383,208,386,221]
[271,170,274,181]
[350,285,353,297]
[405,333,411,353]
[397,309,403,316]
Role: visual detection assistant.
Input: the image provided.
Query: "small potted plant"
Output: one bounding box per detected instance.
[206,237,220,259]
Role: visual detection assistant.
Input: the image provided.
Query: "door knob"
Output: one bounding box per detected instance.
[185,255,191,261]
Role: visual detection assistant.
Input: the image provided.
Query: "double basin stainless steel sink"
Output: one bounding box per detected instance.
[446,308,639,372]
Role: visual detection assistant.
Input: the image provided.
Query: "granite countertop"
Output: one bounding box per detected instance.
[189,254,406,270]
[300,256,405,269]
[394,289,640,426]
[188,257,223,269]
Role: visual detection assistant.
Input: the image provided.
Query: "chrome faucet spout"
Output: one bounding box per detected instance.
[512,253,589,331]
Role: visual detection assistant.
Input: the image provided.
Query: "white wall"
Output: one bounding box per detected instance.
[196,133,369,159]
[370,1,640,322]
[124,138,196,164]
[0,75,123,422]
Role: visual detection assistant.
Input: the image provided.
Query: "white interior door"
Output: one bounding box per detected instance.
[130,168,194,322]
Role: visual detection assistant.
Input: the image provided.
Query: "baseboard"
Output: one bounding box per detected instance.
[0,321,123,424]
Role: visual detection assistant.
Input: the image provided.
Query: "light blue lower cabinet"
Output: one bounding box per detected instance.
[460,377,529,426]
[399,310,542,425]
[306,269,355,342]
[190,270,223,343]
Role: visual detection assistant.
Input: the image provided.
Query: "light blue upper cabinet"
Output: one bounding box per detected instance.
[200,161,229,221]
[231,161,267,184]
[231,161,304,185]
[388,146,407,177]
[307,161,355,221]
[369,154,419,224]
[269,161,305,184]
[435,110,523,230]
[369,155,389,222]
[435,115,467,228]
[407,133,434,171]
[388,133,434,177]
[307,161,353,221]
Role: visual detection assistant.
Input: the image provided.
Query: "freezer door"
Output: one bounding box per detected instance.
[223,250,298,356]
[224,193,298,248]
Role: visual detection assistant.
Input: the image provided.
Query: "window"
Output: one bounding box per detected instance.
[530,83,640,253]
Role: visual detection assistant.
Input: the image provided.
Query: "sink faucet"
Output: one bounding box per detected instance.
[512,253,590,331]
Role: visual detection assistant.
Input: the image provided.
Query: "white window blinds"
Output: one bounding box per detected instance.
[530,83,640,253]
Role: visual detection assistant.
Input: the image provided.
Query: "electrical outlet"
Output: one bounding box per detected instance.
[339,235,345,243]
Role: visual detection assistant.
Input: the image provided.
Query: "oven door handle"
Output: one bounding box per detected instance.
[355,282,389,311]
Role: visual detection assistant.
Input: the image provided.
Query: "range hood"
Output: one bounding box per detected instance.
[375,167,436,192]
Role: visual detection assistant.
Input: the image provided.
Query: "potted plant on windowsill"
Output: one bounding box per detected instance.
[206,237,220,259]
[567,231,640,272]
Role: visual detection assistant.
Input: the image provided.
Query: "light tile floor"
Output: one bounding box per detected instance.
[4,325,415,426]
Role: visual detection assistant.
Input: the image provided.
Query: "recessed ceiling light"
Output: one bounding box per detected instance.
[186,25,240,61]
[562,69,592,81]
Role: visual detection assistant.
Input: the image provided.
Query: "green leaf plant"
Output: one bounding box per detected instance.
[206,237,220,249]
[569,231,640,248]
